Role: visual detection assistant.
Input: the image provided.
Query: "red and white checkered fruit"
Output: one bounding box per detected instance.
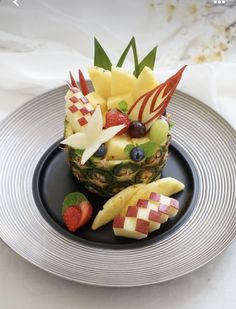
[113,216,149,239]
[136,199,169,223]
[126,206,161,233]
[149,192,179,217]
[65,90,95,132]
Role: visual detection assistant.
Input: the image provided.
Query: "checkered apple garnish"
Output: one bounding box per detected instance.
[113,193,179,239]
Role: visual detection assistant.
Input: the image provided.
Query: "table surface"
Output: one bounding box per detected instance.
[0,1,236,308]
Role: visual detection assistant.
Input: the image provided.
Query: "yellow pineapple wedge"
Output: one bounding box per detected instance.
[86,91,107,115]
[107,93,134,110]
[88,67,111,99]
[92,177,184,230]
[132,66,159,101]
[92,183,144,230]
[131,137,150,145]
[111,67,136,96]
[106,135,132,160]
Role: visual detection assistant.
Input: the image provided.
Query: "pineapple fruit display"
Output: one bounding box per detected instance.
[62,38,187,197]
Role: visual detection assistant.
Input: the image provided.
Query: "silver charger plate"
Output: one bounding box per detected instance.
[0,86,235,287]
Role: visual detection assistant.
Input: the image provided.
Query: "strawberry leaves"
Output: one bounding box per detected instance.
[62,192,88,214]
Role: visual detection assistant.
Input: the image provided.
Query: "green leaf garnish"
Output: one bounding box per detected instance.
[94,38,112,70]
[117,37,133,67]
[96,37,157,77]
[139,141,158,158]
[124,141,158,159]
[118,100,128,113]
[138,46,157,72]
[169,121,175,129]
[62,192,88,214]
[124,144,135,157]
[130,37,139,78]
[74,149,84,156]
[116,37,139,77]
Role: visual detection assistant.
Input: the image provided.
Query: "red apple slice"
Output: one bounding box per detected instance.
[113,216,149,239]
[70,72,79,88]
[128,65,187,129]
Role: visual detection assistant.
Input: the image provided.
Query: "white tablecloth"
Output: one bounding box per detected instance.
[0,1,236,308]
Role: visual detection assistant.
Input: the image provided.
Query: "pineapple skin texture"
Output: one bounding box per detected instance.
[65,133,171,197]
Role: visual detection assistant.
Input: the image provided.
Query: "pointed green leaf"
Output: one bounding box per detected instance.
[117,37,139,77]
[94,38,112,70]
[138,46,157,72]
[117,37,133,67]
[131,37,139,78]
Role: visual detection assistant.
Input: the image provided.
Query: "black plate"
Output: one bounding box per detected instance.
[33,140,198,249]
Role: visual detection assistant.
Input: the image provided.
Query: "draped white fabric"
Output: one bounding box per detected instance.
[0,0,235,129]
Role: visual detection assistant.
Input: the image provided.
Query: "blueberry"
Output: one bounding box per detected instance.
[94,144,107,158]
[162,110,167,117]
[130,147,145,162]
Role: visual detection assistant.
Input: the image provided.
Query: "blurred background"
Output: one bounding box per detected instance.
[0,0,235,126]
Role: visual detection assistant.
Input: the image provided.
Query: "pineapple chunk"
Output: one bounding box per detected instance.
[132,66,159,101]
[107,93,134,111]
[111,67,136,96]
[88,67,111,99]
[132,137,150,145]
[86,91,107,115]
[106,135,132,160]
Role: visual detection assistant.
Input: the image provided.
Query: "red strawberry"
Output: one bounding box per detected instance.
[105,109,130,135]
[63,206,82,232]
[77,201,93,228]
